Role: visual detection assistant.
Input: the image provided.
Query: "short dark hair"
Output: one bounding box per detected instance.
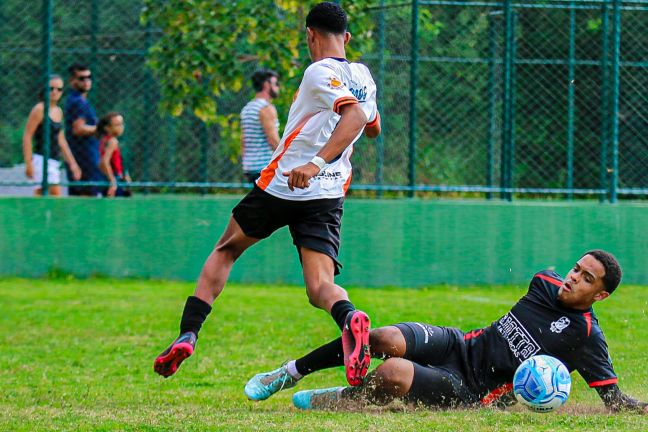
[306,2,347,35]
[583,249,622,294]
[68,63,89,77]
[97,112,122,137]
[251,69,278,92]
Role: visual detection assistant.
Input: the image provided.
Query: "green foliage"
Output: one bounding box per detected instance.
[141,0,375,124]
[1,278,647,430]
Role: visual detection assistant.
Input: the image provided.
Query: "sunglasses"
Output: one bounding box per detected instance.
[77,74,92,81]
[50,87,63,92]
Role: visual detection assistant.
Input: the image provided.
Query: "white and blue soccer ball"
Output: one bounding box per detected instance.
[513,355,571,413]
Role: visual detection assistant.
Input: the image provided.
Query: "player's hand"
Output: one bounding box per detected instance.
[282,163,320,191]
[25,162,34,179]
[71,163,82,181]
[643,404,648,414]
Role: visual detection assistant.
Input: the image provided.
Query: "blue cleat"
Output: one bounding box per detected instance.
[292,387,344,410]
[244,364,299,401]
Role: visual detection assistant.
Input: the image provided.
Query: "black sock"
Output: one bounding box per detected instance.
[179,296,212,337]
[295,337,344,376]
[331,300,356,331]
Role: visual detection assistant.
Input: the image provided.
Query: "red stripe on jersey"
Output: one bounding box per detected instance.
[464,329,485,340]
[536,273,562,287]
[481,383,513,406]
[583,312,592,337]
[589,377,618,387]
[257,114,314,190]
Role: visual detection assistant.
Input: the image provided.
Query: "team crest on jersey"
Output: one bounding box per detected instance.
[328,76,344,88]
[550,316,571,333]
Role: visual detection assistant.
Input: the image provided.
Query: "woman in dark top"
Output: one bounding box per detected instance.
[22,74,81,196]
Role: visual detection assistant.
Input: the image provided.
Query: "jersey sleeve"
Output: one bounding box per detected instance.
[575,331,618,387]
[303,63,358,115]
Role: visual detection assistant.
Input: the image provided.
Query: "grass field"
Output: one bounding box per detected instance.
[1,277,647,431]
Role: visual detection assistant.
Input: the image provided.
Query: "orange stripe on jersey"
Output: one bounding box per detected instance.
[366,111,381,128]
[333,96,358,114]
[342,146,355,194]
[536,273,562,287]
[343,172,353,194]
[257,114,314,190]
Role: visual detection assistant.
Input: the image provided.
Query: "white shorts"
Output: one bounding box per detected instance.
[32,153,62,185]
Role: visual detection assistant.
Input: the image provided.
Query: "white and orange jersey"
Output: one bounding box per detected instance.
[257,57,378,200]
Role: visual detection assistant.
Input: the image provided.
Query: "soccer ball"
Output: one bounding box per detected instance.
[512,355,571,413]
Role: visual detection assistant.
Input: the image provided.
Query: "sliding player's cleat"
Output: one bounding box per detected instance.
[244,363,299,401]
[153,332,196,377]
[342,311,371,386]
[293,387,344,410]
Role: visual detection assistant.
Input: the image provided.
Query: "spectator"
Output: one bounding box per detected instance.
[98,112,131,197]
[22,74,81,196]
[64,63,101,196]
[240,69,281,183]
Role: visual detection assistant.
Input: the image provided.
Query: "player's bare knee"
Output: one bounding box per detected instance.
[375,358,412,395]
[370,326,406,358]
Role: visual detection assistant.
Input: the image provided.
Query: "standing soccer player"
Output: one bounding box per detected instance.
[154,2,381,391]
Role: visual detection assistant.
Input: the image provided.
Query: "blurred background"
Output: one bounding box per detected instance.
[0,0,646,201]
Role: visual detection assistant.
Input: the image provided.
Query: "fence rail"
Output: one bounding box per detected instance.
[0,0,646,201]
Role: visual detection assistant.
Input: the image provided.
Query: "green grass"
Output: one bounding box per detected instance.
[1,278,647,431]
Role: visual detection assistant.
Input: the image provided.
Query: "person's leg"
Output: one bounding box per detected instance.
[294,359,474,410]
[48,185,62,196]
[245,325,406,401]
[154,216,259,377]
[193,216,259,304]
[300,248,370,386]
[292,357,415,410]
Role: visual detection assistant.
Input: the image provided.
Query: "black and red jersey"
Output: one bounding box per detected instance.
[463,270,617,395]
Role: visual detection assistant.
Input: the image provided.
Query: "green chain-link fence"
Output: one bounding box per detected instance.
[0,0,646,200]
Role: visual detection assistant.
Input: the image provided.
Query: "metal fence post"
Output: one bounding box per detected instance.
[200,120,208,189]
[41,0,53,196]
[376,0,386,197]
[408,0,419,198]
[501,0,514,201]
[566,2,576,200]
[509,12,517,201]
[486,13,498,200]
[610,0,621,203]
[143,24,154,190]
[599,0,610,203]
[90,0,99,104]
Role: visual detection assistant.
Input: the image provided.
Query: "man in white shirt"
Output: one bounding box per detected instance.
[154,2,382,394]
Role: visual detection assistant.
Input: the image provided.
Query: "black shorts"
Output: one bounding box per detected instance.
[394,323,480,407]
[232,185,344,274]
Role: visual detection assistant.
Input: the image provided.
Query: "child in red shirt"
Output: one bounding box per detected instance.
[98,112,131,197]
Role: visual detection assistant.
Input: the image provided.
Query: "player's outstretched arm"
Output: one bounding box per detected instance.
[282,103,367,191]
[595,384,648,413]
